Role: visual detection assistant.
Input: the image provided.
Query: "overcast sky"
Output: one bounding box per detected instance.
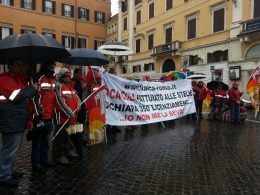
[111,0,119,16]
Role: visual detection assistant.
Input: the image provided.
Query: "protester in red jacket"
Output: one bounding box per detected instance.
[196,81,207,118]
[54,68,82,165]
[209,83,227,118]
[0,58,37,186]
[229,82,242,123]
[28,61,56,173]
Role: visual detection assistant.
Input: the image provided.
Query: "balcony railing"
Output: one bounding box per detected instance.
[152,41,181,56]
[241,17,260,33]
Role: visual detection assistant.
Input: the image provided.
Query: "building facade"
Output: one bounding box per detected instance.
[0,0,111,50]
[115,0,260,85]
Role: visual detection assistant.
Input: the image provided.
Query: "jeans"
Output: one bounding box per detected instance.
[0,132,24,181]
[231,104,240,123]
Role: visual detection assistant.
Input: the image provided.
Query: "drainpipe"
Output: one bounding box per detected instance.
[74,0,78,48]
[118,0,122,41]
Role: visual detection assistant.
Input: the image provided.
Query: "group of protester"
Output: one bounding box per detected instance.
[191,80,243,123]
[0,59,101,186]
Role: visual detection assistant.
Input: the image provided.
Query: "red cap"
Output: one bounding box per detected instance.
[233,82,239,86]
[63,72,72,78]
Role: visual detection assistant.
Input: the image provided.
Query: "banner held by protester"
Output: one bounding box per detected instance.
[86,85,106,145]
[103,73,196,126]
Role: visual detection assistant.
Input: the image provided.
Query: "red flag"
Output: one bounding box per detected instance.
[85,85,106,145]
[84,66,94,86]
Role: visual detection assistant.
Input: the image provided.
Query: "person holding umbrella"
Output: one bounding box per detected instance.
[27,61,56,173]
[229,82,243,123]
[196,81,207,119]
[0,58,38,186]
[54,67,83,164]
[209,82,227,119]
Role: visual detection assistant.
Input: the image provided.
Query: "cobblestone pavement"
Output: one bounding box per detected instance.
[0,118,259,195]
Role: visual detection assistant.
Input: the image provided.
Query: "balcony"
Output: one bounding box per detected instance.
[240,17,260,37]
[151,41,181,56]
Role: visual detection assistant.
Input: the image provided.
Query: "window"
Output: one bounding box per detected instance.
[22,0,35,10]
[207,50,228,63]
[43,0,55,14]
[0,27,13,41]
[187,17,196,40]
[136,10,141,25]
[1,0,13,6]
[166,0,173,11]
[62,35,74,49]
[62,4,74,17]
[21,29,36,34]
[78,38,87,48]
[95,11,105,24]
[148,34,154,50]
[135,0,142,6]
[245,44,260,59]
[123,17,127,31]
[122,67,127,74]
[42,32,55,39]
[78,8,89,21]
[213,7,225,33]
[165,26,172,43]
[149,3,154,19]
[135,39,141,53]
[254,0,260,18]
[122,1,127,12]
[94,40,104,50]
[144,63,155,71]
[133,65,141,73]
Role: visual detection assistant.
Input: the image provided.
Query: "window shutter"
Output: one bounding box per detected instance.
[86,9,89,21]
[71,5,74,17]
[32,0,35,10]
[213,8,225,33]
[10,0,14,6]
[62,4,64,16]
[62,35,65,47]
[42,0,45,12]
[71,37,75,49]
[165,27,172,43]
[21,0,24,8]
[254,0,260,18]
[78,38,81,48]
[0,27,2,41]
[188,18,196,39]
[53,1,55,14]
[136,39,140,53]
[94,40,98,50]
[102,13,105,24]
[137,10,141,25]
[94,11,97,22]
[149,3,154,19]
[148,34,154,50]
[78,7,81,19]
[9,28,13,35]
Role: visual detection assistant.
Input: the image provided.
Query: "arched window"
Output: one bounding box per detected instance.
[246,44,260,59]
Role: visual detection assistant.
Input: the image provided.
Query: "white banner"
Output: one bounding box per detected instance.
[103,73,196,126]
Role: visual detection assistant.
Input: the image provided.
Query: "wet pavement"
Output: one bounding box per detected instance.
[0,118,259,194]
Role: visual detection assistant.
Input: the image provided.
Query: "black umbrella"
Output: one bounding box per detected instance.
[0,32,70,64]
[62,48,109,66]
[207,80,229,91]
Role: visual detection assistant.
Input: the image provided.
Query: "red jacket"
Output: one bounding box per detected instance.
[196,86,207,101]
[0,71,36,133]
[229,88,241,106]
[33,75,56,120]
[55,82,80,125]
[213,90,227,105]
